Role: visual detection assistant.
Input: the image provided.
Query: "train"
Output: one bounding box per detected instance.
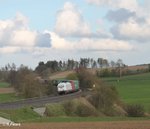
[55,80,79,94]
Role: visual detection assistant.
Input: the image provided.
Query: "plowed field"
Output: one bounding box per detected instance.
[1,120,150,129]
[0,88,14,94]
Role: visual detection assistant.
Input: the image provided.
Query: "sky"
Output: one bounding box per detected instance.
[0,0,150,68]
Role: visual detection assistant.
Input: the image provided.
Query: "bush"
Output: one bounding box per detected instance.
[62,98,100,117]
[105,104,127,116]
[125,104,145,117]
[76,68,101,90]
[62,100,76,116]
[66,73,78,80]
[45,103,66,117]
[88,85,119,116]
[74,98,100,117]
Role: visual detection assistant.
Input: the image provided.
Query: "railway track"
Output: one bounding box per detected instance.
[0,91,81,109]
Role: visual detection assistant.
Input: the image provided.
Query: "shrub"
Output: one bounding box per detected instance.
[76,68,101,90]
[125,104,145,117]
[74,98,100,117]
[66,73,78,80]
[62,100,76,116]
[88,85,119,116]
[104,104,127,116]
[45,103,66,117]
[62,98,100,117]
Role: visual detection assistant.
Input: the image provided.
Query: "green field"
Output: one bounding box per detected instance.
[0,107,40,122]
[103,73,150,112]
[27,116,150,123]
[0,93,23,103]
[0,82,10,88]
[0,107,150,123]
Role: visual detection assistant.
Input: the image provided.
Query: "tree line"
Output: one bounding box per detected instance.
[35,58,125,77]
[0,64,53,98]
[0,58,149,98]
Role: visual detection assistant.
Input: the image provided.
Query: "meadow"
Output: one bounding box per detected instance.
[0,107,150,123]
[0,93,22,103]
[0,73,150,123]
[103,73,150,112]
[0,82,10,88]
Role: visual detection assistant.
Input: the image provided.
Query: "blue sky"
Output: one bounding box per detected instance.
[0,0,150,68]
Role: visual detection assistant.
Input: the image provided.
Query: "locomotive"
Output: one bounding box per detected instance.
[55,80,79,94]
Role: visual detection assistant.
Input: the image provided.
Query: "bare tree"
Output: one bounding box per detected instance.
[116,59,124,78]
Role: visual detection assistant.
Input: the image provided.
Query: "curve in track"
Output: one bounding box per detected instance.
[0,91,81,109]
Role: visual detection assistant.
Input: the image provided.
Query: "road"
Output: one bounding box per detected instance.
[0,91,81,109]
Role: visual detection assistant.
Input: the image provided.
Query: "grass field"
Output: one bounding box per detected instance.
[103,73,150,112]
[0,93,23,103]
[27,116,150,123]
[0,107,40,122]
[0,82,10,88]
[1,107,150,123]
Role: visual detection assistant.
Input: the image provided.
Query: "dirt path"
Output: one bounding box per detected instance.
[49,70,75,80]
[0,88,15,94]
[1,120,150,129]
[0,117,13,124]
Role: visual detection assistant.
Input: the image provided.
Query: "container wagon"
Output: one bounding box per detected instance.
[56,80,79,94]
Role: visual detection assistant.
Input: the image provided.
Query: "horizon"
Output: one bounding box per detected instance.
[0,0,150,68]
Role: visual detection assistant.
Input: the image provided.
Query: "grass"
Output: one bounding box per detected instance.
[25,116,150,123]
[0,82,10,88]
[0,107,40,122]
[0,73,150,123]
[0,108,149,123]
[102,73,150,112]
[0,93,23,103]
[45,103,66,117]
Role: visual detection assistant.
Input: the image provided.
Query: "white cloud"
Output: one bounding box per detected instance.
[54,2,91,37]
[0,13,51,54]
[12,29,37,47]
[111,17,150,42]
[50,31,73,49]
[89,0,150,42]
[86,0,139,12]
[105,8,136,23]
[77,38,133,51]
[49,31,133,51]
[0,46,21,54]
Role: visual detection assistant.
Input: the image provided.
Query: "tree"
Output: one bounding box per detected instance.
[76,68,97,90]
[7,63,17,86]
[90,58,94,68]
[97,58,103,68]
[110,61,116,68]
[80,58,90,68]
[67,59,75,70]
[35,62,47,76]
[116,59,124,78]
[22,73,44,98]
[13,65,33,92]
[92,60,97,68]
[103,59,109,68]
[148,64,150,72]
[59,61,63,70]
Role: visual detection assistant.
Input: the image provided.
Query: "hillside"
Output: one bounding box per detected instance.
[48,64,149,80]
[49,70,75,80]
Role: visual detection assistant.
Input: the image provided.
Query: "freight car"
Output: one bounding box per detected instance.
[56,80,79,94]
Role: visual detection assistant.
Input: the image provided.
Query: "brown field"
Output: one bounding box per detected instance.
[124,64,148,71]
[0,88,15,94]
[48,64,149,80]
[1,121,150,129]
[49,70,75,80]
